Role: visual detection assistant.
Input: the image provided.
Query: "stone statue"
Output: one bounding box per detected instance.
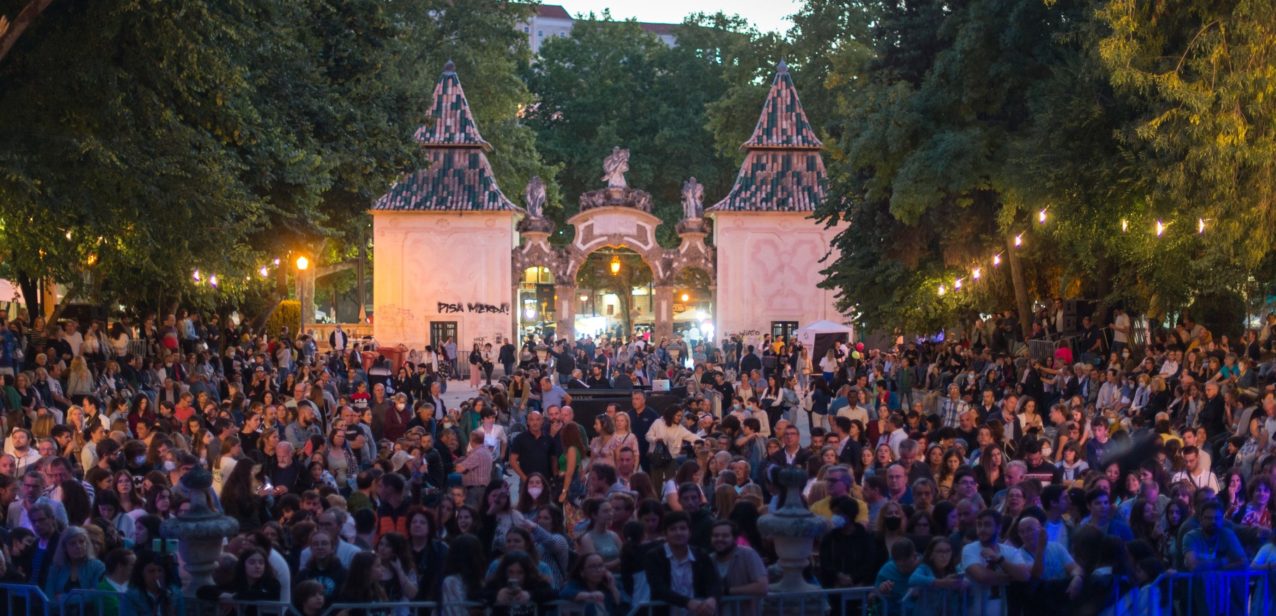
[681,177,704,220]
[601,146,629,189]
[524,176,547,218]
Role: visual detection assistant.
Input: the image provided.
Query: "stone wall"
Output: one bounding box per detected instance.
[372,211,516,348]
[712,211,847,341]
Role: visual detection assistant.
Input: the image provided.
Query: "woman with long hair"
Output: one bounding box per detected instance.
[936,449,964,499]
[1233,477,1274,530]
[44,525,105,596]
[482,550,556,616]
[610,413,639,467]
[468,343,483,389]
[375,532,420,602]
[906,537,964,615]
[559,552,626,616]
[336,551,389,612]
[448,505,482,543]
[577,498,623,571]
[220,461,267,533]
[230,547,281,602]
[628,472,657,503]
[557,423,587,505]
[589,414,616,469]
[517,473,553,514]
[1220,469,1247,520]
[662,460,703,512]
[114,470,142,514]
[406,506,449,601]
[440,534,486,616]
[973,445,1006,505]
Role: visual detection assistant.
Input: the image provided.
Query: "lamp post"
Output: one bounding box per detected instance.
[295,255,310,334]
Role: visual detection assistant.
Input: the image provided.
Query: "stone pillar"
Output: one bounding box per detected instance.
[654,285,674,340]
[161,469,238,597]
[554,283,575,341]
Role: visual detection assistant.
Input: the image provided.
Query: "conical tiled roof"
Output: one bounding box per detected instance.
[375,62,520,212]
[413,61,490,149]
[708,61,827,213]
[741,60,823,150]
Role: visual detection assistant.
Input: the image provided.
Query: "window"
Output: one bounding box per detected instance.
[430,321,457,351]
[538,30,543,37]
[771,321,799,342]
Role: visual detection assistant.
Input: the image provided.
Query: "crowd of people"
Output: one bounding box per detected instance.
[1,308,1276,615]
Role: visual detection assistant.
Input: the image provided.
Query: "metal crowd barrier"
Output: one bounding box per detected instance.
[1145,569,1276,616]
[59,588,128,616]
[0,583,53,616]
[630,587,887,616]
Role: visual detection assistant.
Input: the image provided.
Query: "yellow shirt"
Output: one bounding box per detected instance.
[810,496,870,527]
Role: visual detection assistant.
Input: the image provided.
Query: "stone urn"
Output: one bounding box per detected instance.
[757,465,829,592]
[161,468,239,596]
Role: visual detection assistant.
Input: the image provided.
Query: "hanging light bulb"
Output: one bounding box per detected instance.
[1198,218,1205,234]
[259,266,269,278]
[209,275,219,287]
[1038,208,1048,224]
[193,270,201,282]
[1121,218,1128,233]
[972,267,981,280]
[1013,234,1023,247]
[1155,220,1165,237]
[954,278,963,290]
[273,258,281,266]
[993,254,1002,267]
[609,256,621,275]
[938,284,947,296]
[680,292,690,302]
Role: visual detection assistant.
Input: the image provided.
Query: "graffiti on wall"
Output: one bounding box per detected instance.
[437,302,511,315]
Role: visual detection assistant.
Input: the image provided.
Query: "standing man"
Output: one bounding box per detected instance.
[509,411,557,482]
[499,336,517,379]
[628,391,659,471]
[1110,307,1130,356]
[329,324,348,354]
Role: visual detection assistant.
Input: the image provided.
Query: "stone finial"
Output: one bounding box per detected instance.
[777,58,789,74]
[524,176,547,218]
[443,59,456,74]
[681,177,704,220]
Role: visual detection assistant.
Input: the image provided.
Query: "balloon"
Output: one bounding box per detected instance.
[855,342,865,352]
[851,351,862,360]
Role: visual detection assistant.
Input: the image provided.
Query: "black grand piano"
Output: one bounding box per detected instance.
[563,386,688,437]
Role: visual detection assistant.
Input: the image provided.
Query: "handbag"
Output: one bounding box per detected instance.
[650,441,674,467]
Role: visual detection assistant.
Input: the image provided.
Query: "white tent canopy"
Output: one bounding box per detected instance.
[796,320,854,362]
[795,320,853,345]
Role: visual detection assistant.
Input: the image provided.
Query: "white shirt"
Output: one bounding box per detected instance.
[663,543,695,616]
[1171,468,1219,492]
[1113,314,1130,343]
[961,541,1021,615]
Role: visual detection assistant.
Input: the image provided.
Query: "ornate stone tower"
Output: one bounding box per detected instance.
[372,61,523,349]
[707,60,847,344]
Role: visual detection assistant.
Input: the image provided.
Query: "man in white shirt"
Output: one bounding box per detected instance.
[1110,307,1131,355]
[1158,349,1182,380]
[1170,446,1219,492]
[962,510,1026,616]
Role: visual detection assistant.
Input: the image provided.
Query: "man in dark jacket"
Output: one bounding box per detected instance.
[498,337,517,378]
[739,345,762,378]
[643,511,721,616]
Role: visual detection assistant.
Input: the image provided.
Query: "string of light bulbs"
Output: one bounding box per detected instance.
[936,209,1209,297]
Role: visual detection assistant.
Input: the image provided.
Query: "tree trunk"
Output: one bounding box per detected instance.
[16,271,41,321]
[0,0,56,65]
[357,227,367,321]
[1007,235,1032,340]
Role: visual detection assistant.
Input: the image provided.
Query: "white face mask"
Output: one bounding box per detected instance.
[527,486,543,499]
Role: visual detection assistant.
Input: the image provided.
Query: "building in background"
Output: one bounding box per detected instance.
[518,4,678,53]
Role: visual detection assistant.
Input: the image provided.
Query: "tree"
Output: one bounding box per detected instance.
[575,250,653,336]
[525,12,766,245]
[1096,0,1276,317]
[814,0,1147,334]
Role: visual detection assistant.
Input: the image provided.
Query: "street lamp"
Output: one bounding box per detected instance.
[609,256,621,275]
[295,255,310,271]
[680,292,690,302]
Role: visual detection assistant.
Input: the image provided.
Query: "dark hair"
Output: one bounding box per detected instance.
[340,551,388,602]
[591,463,617,485]
[442,534,486,599]
[661,510,691,531]
[233,547,274,588]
